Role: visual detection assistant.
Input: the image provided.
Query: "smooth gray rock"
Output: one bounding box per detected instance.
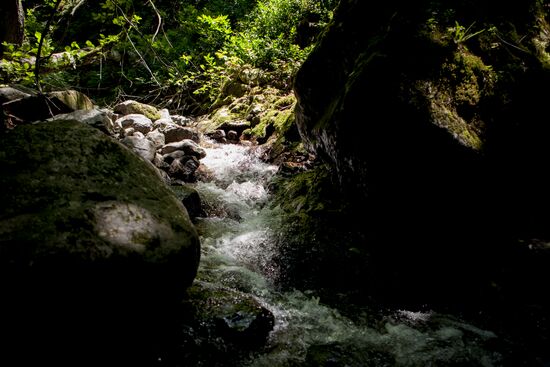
[116,114,153,134]
[122,135,156,162]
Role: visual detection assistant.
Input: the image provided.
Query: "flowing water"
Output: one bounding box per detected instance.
[192,140,504,366]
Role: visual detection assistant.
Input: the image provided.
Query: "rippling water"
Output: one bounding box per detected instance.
[192,140,502,366]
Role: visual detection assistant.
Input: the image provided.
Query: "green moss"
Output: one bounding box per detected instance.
[272,165,332,215]
[444,50,496,105]
[416,48,496,151]
[273,94,296,108]
[249,104,294,140]
[200,106,242,133]
[0,120,198,269]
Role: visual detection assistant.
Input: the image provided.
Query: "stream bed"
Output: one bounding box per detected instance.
[189,140,505,366]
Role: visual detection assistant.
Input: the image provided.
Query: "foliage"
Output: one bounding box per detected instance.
[1,0,338,111]
[449,21,486,44]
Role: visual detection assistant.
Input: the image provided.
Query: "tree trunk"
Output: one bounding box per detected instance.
[0,0,25,53]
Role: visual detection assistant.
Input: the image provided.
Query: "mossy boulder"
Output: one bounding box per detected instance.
[292,0,550,310]
[114,99,161,121]
[0,120,200,365]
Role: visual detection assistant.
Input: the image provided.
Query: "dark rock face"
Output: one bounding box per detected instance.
[0,120,200,365]
[293,0,550,310]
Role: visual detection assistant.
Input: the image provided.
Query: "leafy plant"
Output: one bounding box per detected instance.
[450,21,486,44]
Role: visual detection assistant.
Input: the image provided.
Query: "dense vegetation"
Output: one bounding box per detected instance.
[0,0,336,113]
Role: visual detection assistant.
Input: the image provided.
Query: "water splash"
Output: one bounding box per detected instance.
[192,140,502,366]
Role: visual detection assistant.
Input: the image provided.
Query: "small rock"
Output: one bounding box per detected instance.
[152,153,169,169]
[169,156,200,182]
[206,129,226,143]
[116,114,153,134]
[122,135,156,162]
[172,115,193,126]
[181,281,274,350]
[220,120,250,134]
[227,130,239,141]
[170,185,205,220]
[161,140,206,159]
[113,100,161,121]
[48,90,94,111]
[153,117,173,129]
[163,150,188,164]
[123,127,135,137]
[162,124,200,143]
[146,130,165,148]
[159,108,171,119]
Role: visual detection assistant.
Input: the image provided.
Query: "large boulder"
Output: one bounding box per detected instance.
[292,0,550,309]
[0,120,200,365]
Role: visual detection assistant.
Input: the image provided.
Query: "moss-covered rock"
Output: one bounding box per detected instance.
[114,99,161,121]
[292,0,550,315]
[0,120,200,365]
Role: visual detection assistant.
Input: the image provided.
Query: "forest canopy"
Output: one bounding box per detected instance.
[0,0,337,113]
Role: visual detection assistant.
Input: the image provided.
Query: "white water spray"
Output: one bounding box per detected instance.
[192,139,502,366]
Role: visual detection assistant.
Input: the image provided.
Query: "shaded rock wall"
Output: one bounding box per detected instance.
[293,0,550,306]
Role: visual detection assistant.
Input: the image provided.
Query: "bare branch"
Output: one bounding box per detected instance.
[148,0,162,44]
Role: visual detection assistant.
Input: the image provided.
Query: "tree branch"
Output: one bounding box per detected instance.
[148,0,162,44]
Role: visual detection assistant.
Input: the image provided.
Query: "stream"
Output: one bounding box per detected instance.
[191,139,504,366]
